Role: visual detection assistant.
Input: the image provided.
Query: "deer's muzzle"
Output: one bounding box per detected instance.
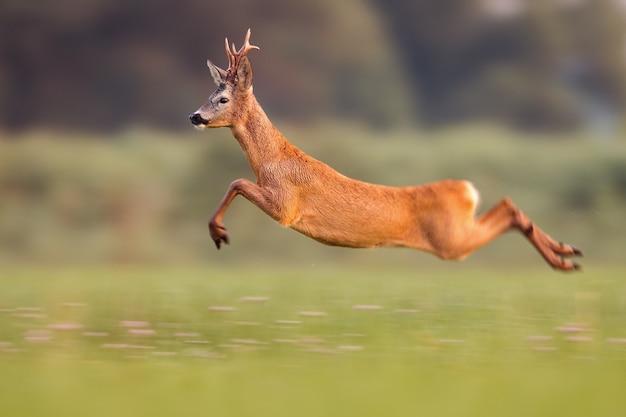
[189,113,209,126]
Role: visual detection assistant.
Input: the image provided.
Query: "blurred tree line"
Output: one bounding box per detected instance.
[374,0,626,130]
[1,0,625,132]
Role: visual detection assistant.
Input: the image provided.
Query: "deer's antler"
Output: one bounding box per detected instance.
[224,29,259,83]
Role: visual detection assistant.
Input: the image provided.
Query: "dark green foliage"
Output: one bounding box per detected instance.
[1,0,625,131]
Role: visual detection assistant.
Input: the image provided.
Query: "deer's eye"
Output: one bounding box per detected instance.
[219,97,229,104]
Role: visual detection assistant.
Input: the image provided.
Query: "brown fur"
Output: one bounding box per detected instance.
[190,30,582,271]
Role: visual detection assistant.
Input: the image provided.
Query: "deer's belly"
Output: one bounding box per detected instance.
[288,208,410,249]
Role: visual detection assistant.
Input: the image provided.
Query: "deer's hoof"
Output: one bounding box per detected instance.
[214,235,230,250]
[209,223,229,249]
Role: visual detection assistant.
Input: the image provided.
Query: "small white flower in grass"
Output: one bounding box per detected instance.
[239,296,269,303]
[174,332,200,338]
[128,329,156,336]
[12,312,46,319]
[153,351,178,357]
[48,323,83,331]
[298,311,327,317]
[208,306,236,312]
[120,320,150,328]
[183,349,221,358]
[342,333,365,338]
[338,345,364,351]
[61,302,87,308]
[219,343,239,349]
[275,320,302,325]
[24,330,51,342]
[184,340,210,344]
[533,346,558,352]
[565,336,593,343]
[353,305,383,311]
[555,326,586,333]
[0,342,20,353]
[555,323,589,333]
[102,343,128,349]
[394,309,420,314]
[231,338,267,345]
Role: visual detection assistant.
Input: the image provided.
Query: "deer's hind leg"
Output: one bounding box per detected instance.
[452,196,582,271]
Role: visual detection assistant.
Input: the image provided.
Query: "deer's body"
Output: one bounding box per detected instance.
[190,30,582,271]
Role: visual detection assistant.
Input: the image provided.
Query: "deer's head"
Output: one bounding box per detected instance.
[189,29,259,129]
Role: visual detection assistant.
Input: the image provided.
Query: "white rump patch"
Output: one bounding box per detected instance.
[463,181,480,212]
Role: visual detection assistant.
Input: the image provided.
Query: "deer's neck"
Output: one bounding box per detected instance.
[230,97,294,178]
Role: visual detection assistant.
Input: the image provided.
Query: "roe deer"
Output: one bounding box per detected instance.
[189,29,582,271]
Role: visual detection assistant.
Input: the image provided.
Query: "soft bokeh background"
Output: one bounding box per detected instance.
[1,0,625,268]
[2,3,626,417]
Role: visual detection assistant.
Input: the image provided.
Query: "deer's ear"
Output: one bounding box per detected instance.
[236,56,254,91]
[207,60,226,86]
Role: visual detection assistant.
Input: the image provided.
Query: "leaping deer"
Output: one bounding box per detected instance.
[189,29,582,271]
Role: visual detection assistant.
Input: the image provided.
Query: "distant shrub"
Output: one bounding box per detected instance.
[0,127,624,265]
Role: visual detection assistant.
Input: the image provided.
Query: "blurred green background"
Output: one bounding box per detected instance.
[2,3,626,416]
[1,0,625,267]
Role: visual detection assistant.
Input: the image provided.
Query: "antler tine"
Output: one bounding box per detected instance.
[241,28,260,55]
[233,29,260,57]
[223,29,260,82]
[224,37,235,67]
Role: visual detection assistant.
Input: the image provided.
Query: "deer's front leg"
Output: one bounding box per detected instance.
[209,179,275,249]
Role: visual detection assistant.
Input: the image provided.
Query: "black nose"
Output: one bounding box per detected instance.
[189,113,208,125]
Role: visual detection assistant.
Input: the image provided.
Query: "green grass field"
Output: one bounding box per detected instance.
[1,266,625,416]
